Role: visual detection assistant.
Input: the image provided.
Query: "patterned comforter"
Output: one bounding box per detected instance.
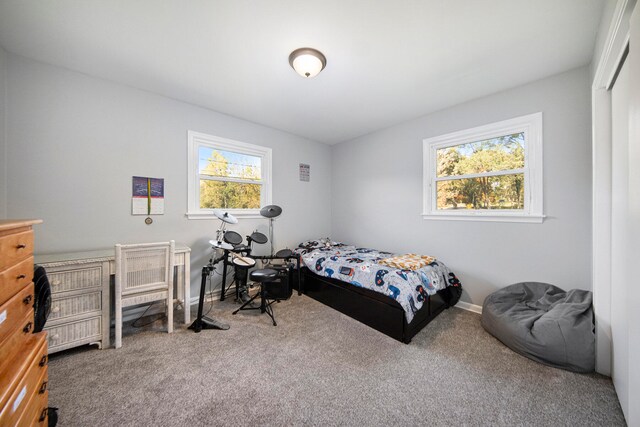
[295,240,459,324]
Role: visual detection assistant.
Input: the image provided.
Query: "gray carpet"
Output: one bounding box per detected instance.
[48,294,625,426]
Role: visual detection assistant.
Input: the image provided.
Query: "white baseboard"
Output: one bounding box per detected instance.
[187,284,236,306]
[189,288,484,314]
[123,283,484,320]
[122,303,167,323]
[455,301,483,314]
[122,284,236,322]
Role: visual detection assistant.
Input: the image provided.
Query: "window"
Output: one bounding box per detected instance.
[187,131,272,219]
[422,113,544,223]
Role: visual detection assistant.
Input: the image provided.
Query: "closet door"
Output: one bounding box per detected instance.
[627,5,640,425]
[610,50,629,421]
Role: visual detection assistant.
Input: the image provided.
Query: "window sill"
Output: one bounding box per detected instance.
[186,211,264,220]
[421,212,545,223]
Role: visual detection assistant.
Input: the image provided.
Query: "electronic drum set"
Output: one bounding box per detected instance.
[189,205,299,333]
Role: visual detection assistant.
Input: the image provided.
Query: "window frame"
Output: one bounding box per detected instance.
[422,112,544,223]
[187,130,272,220]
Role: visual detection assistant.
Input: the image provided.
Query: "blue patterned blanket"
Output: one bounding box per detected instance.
[295,240,459,323]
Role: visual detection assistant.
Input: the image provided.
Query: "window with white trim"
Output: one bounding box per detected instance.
[187,131,272,219]
[422,113,544,223]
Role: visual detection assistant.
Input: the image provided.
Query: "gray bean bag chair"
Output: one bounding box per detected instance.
[481,282,594,373]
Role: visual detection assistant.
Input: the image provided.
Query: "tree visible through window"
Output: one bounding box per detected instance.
[187,131,272,219]
[422,113,543,223]
[435,133,525,210]
[199,148,262,209]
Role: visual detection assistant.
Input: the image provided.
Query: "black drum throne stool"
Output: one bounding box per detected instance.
[232,267,292,326]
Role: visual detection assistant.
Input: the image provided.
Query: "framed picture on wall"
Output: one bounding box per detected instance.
[132,176,164,215]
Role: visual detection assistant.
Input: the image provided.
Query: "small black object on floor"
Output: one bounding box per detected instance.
[47,407,58,426]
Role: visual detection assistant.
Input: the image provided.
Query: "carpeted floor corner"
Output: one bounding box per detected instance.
[47,295,625,426]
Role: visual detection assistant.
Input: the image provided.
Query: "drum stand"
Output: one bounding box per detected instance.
[188,255,230,332]
[209,209,242,302]
[218,249,234,301]
[232,255,299,324]
[231,286,265,315]
[260,205,282,256]
[219,246,252,302]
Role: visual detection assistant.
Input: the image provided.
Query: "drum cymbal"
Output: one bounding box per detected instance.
[209,239,233,250]
[260,205,282,218]
[214,210,238,224]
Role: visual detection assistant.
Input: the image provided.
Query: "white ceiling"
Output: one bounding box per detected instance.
[0,1,605,144]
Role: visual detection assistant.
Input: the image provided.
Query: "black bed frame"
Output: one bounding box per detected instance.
[298,267,447,344]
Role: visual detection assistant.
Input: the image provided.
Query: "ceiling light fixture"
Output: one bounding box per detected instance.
[288,47,327,78]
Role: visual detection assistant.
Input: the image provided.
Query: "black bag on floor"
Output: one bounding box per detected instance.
[439,272,462,308]
[48,407,59,426]
[33,265,52,333]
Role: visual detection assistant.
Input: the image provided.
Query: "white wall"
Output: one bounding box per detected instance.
[591,0,622,81]
[331,67,592,306]
[5,54,332,294]
[0,46,7,218]
[1,53,594,309]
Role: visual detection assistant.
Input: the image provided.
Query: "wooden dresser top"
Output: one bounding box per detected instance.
[0,220,43,232]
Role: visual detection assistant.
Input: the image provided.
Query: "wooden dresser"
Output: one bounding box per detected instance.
[0,219,49,425]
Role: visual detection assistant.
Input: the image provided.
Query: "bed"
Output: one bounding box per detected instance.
[294,240,462,343]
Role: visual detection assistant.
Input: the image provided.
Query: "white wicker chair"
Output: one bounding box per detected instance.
[114,241,175,349]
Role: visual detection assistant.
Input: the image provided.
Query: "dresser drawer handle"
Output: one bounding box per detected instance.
[39,355,48,367]
[51,334,59,341]
[51,280,61,286]
[39,381,48,394]
[39,408,47,422]
[17,274,27,280]
[51,306,60,313]
[23,322,32,333]
[23,295,33,305]
[16,244,27,249]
